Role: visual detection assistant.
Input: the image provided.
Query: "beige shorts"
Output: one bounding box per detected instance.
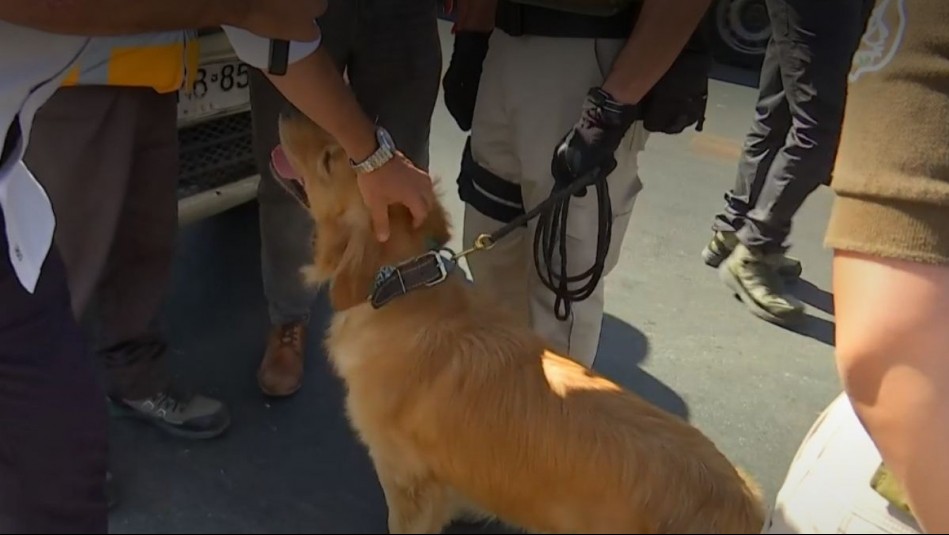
[764,393,922,534]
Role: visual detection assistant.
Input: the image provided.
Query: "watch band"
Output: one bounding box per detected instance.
[351,126,396,175]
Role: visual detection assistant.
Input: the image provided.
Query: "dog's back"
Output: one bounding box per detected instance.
[331,284,766,534]
[432,338,765,534]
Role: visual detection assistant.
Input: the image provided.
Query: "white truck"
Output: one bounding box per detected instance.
[174,29,259,227]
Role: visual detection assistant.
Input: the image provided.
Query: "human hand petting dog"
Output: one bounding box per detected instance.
[356,153,436,243]
[264,48,435,243]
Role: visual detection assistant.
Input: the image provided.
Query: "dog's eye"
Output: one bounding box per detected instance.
[320,150,333,177]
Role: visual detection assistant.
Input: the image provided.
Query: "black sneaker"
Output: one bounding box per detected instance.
[111,388,231,440]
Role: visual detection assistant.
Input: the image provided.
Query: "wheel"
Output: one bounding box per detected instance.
[707,0,771,70]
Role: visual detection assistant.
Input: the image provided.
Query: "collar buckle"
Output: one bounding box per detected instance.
[368,248,458,309]
[424,250,452,287]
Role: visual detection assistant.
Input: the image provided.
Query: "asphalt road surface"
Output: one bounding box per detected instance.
[108,23,841,534]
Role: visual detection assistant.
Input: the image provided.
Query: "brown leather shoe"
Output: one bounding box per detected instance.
[258,322,306,397]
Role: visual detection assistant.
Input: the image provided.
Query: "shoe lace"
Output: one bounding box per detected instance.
[279,324,302,346]
[150,388,188,415]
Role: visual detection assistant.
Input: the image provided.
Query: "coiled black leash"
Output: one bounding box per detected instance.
[534,169,612,321]
[454,166,612,322]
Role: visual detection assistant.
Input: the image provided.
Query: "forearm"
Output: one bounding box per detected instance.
[0,0,240,35]
[266,47,377,163]
[455,0,496,32]
[601,0,711,105]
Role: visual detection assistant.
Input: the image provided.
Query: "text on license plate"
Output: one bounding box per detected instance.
[177,60,251,123]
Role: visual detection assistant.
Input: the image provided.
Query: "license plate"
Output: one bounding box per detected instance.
[177,60,251,123]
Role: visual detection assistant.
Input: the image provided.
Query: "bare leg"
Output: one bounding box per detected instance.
[833,251,949,533]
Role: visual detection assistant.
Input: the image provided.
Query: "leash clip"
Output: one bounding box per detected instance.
[452,233,497,261]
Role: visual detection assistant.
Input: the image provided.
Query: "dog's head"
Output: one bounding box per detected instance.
[276,111,451,310]
[276,110,366,227]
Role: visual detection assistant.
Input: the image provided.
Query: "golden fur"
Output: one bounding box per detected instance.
[278,113,767,534]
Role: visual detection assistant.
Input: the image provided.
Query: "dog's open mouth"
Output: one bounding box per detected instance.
[269,144,310,209]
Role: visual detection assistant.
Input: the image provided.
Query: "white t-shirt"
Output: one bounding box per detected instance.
[0,21,321,293]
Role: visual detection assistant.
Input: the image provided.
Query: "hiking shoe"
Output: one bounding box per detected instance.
[702,230,803,279]
[719,243,806,326]
[258,322,306,398]
[111,388,231,440]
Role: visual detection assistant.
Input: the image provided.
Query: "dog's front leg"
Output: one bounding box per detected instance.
[376,468,454,534]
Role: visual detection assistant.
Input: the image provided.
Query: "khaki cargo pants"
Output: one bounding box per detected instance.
[764,392,922,534]
[463,30,649,367]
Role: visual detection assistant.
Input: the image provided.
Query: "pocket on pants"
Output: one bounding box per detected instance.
[559,122,646,277]
[608,121,648,218]
[563,121,647,234]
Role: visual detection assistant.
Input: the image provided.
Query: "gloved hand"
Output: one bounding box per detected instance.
[442,30,491,132]
[551,87,640,196]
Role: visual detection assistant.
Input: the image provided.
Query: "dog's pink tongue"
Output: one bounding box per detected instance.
[271,145,303,183]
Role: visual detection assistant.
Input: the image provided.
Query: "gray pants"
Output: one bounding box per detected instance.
[250,0,442,325]
[712,0,872,253]
[24,86,179,400]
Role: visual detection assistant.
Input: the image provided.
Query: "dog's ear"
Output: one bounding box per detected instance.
[319,145,347,180]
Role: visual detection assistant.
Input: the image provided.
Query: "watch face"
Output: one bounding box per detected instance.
[351,127,397,173]
[377,127,395,151]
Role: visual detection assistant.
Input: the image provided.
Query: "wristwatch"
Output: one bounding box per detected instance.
[350,126,397,175]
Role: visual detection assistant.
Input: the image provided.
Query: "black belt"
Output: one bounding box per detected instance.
[495,0,639,39]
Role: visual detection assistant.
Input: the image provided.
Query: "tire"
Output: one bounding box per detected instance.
[707,0,770,70]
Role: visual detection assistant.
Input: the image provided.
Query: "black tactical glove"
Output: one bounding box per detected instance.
[551,87,640,196]
[442,30,491,132]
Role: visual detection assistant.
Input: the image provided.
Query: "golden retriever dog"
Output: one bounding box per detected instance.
[276,112,766,534]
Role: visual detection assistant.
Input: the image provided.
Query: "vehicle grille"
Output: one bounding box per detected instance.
[177,111,258,199]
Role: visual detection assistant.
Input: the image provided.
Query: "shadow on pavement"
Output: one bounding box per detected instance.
[783,278,836,347]
[780,313,836,347]
[791,278,834,316]
[595,314,691,422]
[111,203,395,533]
